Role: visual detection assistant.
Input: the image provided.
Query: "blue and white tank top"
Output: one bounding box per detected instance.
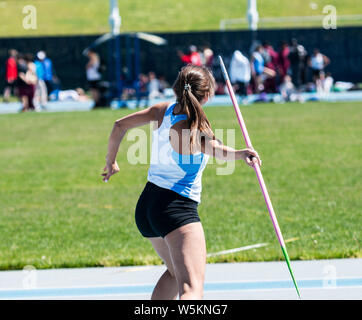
[253,52,264,75]
[311,53,324,70]
[147,102,209,203]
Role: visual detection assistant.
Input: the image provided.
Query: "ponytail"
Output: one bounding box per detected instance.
[173,65,216,153]
[185,89,213,152]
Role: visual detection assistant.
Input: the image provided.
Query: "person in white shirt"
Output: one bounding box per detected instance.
[148,71,163,99]
[86,49,102,106]
[279,75,296,101]
[229,50,251,96]
[309,48,330,84]
[316,71,334,96]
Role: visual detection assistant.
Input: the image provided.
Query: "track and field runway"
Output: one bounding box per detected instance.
[0,258,361,300]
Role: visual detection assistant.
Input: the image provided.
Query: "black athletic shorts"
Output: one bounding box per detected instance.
[88,80,100,89]
[135,182,200,238]
[5,80,17,89]
[312,68,322,77]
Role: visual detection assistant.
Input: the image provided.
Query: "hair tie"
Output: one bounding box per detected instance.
[184,83,191,91]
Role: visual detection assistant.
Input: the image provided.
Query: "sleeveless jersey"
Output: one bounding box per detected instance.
[147,102,209,203]
[311,53,324,70]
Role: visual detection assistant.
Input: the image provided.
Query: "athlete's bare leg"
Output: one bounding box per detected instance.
[164,222,206,300]
[149,237,178,300]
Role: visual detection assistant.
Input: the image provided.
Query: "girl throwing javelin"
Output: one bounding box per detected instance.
[101,65,261,300]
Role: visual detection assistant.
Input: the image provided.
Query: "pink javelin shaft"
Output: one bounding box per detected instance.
[218,56,285,249]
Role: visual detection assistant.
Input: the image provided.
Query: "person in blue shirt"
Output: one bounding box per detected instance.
[101,65,261,300]
[35,52,48,107]
[251,45,276,93]
[36,51,54,96]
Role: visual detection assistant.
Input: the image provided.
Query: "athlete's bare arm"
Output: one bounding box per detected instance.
[201,135,262,168]
[101,102,168,182]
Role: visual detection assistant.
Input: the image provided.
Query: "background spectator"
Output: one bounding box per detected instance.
[201,46,214,68]
[136,73,149,107]
[18,54,37,112]
[278,41,290,81]
[158,75,170,94]
[251,45,276,93]
[148,71,162,99]
[34,51,48,109]
[309,48,330,84]
[289,38,308,89]
[262,42,278,93]
[229,50,251,97]
[279,75,296,101]
[3,49,18,102]
[37,51,54,96]
[85,49,102,106]
[316,71,334,95]
[50,87,89,102]
[177,45,202,66]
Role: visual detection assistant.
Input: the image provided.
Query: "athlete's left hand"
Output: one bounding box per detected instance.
[101,161,120,182]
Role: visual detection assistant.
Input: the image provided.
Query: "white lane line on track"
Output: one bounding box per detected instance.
[206,233,321,257]
[207,243,269,257]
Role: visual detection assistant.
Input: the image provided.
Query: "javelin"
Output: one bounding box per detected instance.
[218,55,301,299]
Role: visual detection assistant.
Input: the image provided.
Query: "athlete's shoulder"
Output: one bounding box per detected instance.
[150,101,172,112]
[149,101,173,123]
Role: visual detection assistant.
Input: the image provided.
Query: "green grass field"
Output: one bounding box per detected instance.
[0,0,361,37]
[0,101,361,270]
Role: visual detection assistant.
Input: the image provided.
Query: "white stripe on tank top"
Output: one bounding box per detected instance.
[147,102,209,203]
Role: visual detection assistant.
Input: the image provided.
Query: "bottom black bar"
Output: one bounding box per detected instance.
[1,300,360,319]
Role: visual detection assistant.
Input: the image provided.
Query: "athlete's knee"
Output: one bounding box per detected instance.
[166,266,175,278]
[162,258,175,278]
[179,279,204,300]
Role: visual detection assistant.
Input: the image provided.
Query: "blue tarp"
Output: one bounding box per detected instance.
[1,91,362,114]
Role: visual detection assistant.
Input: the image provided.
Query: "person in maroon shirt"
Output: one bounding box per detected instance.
[278,41,290,81]
[177,45,202,66]
[3,49,18,102]
[262,42,279,93]
[17,54,37,112]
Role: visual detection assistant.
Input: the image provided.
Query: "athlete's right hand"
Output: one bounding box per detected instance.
[101,161,120,182]
[241,148,262,168]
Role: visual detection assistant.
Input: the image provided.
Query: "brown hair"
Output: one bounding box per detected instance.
[172,64,215,152]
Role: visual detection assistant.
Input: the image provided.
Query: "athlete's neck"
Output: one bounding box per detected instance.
[173,103,185,115]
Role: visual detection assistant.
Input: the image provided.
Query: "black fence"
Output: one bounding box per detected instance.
[1,26,361,90]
